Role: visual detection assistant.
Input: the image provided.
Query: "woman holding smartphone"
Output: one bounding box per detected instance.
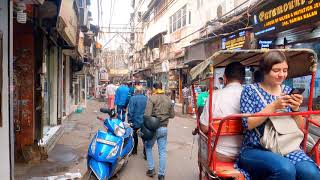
[236,50,320,180]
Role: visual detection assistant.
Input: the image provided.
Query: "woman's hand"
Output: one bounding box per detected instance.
[270,95,291,111]
[288,94,303,111]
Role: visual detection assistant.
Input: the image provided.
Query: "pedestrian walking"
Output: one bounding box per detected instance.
[106,82,117,109]
[182,85,190,114]
[114,82,130,121]
[144,81,175,180]
[197,86,208,117]
[128,86,147,155]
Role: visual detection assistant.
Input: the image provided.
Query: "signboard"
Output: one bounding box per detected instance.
[109,69,129,75]
[257,39,275,49]
[253,0,320,37]
[221,30,250,50]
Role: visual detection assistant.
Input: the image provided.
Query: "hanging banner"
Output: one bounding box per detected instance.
[253,0,320,37]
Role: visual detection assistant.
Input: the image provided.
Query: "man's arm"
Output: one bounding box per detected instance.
[114,88,119,105]
[127,98,134,123]
[144,97,153,116]
[200,100,209,134]
[199,92,217,134]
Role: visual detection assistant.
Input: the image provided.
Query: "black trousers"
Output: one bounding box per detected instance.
[198,106,204,117]
[133,128,146,157]
[133,128,139,151]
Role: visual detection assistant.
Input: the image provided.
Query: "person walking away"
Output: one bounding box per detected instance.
[197,86,208,117]
[128,86,147,155]
[182,85,190,114]
[114,83,130,122]
[200,62,245,162]
[106,82,117,109]
[144,82,175,180]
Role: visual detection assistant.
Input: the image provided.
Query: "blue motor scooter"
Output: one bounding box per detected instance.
[87,108,134,180]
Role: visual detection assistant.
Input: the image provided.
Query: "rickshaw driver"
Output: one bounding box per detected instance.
[200,62,245,162]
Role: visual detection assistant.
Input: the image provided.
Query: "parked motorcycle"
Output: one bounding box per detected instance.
[87,108,134,180]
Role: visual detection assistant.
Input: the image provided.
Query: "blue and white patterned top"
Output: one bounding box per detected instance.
[236,83,317,180]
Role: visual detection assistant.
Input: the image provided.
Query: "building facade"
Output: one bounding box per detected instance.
[11,0,98,164]
[130,0,256,101]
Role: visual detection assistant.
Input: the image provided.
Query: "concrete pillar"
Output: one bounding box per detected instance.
[49,46,58,126]
[65,56,71,115]
[0,1,13,178]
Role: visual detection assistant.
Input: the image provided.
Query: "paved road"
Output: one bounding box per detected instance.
[15,100,199,180]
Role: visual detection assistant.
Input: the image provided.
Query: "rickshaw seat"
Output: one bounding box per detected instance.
[211,117,244,179]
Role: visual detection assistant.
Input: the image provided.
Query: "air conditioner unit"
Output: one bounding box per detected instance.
[152,48,160,60]
[162,35,170,44]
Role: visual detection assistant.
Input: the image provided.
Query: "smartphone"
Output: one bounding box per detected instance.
[289,88,305,95]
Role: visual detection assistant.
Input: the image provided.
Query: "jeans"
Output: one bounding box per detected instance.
[145,127,168,176]
[117,105,126,122]
[239,148,320,180]
[182,98,189,114]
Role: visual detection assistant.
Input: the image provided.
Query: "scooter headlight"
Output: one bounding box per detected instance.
[114,124,125,137]
[107,145,119,158]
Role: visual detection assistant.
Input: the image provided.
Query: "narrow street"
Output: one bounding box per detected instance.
[15,100,198,180]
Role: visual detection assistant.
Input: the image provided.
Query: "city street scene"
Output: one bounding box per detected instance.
[0,0,320,180]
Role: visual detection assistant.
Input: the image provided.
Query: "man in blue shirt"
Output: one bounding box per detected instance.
[128,86,147,155]
[114,83,130,121]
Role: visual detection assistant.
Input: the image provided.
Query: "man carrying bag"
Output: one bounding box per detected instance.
[144,81,175,180]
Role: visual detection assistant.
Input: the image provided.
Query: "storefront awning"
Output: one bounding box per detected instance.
[56,0,78,47]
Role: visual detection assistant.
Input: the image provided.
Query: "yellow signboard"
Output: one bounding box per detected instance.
[109,69,129,75]
[253,0,320,36]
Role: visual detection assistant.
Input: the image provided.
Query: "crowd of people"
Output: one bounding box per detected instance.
[103,81,174,180]
[197,50,320,180]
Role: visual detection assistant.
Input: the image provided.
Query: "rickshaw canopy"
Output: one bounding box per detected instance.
[190,49,318,81]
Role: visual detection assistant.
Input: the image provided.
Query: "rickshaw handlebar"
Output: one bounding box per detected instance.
[211,110,320,123]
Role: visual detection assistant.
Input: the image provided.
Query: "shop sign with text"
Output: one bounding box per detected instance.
[221,30,250,50]
[253,0,320,37]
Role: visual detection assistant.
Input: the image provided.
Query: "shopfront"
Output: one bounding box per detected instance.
[252,0,320,100]
[219,28,255,86]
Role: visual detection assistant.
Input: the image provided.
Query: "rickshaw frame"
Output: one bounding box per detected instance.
[190,49,320,180]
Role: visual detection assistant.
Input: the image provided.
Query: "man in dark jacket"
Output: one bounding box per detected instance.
[114,83,130,121]
[144,81,175,180]
[128,86,147,155]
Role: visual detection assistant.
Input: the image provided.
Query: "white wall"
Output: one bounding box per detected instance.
[0,0,12,179]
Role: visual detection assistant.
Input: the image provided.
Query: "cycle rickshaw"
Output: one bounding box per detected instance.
[190,49,320,180]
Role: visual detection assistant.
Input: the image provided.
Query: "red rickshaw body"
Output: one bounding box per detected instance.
[190,49,320,180]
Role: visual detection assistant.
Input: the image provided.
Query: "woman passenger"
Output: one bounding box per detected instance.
[237,50,320,180]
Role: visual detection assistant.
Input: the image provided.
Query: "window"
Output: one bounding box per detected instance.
[169,5,187,33]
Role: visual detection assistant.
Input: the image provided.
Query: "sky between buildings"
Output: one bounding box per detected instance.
[90,0,132,50]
